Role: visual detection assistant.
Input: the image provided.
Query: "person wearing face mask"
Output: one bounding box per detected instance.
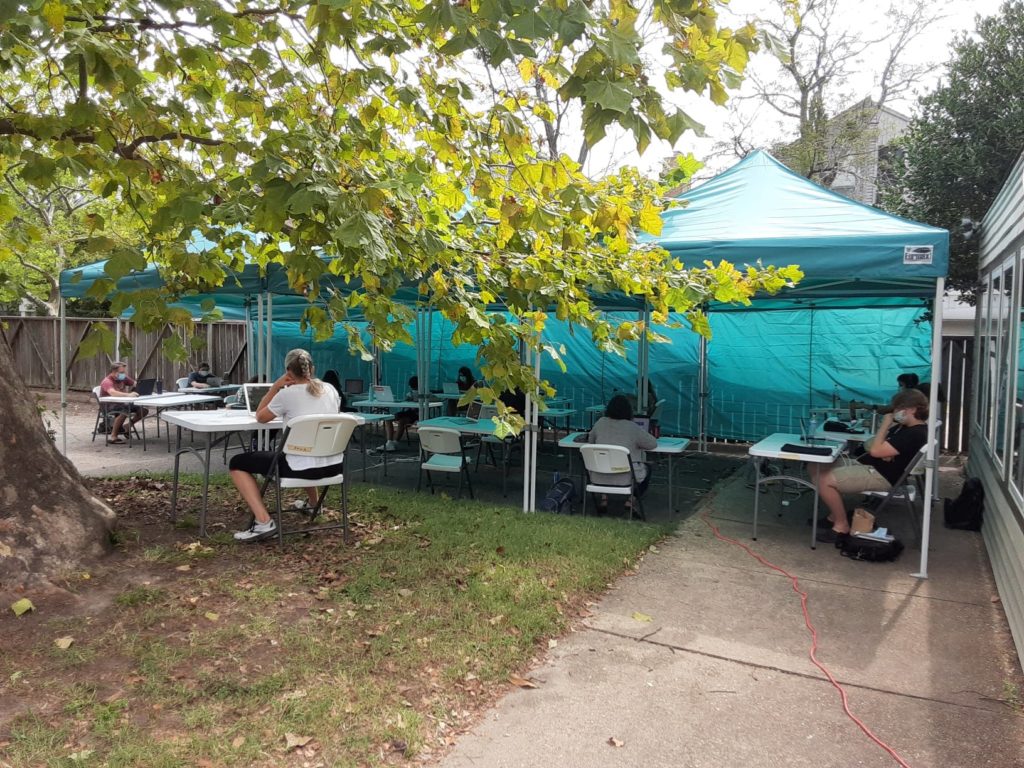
[99,361,148,444]
[187,361,215,389]
[807,388,929,543]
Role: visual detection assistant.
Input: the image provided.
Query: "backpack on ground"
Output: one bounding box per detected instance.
[839,535,905,563]
[539,478,576,514]
[944,477,984,531]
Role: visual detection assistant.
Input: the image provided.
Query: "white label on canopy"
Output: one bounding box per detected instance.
[904,245,934,265]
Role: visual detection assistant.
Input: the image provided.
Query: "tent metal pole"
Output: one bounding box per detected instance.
[114,317,121,360]
[255,294,264,381]
[244,298,253,380]
[698,334,708,452]
[265,294,273,379]
[59,297,68,456]
[531,338,541,511]
[206,321,213,372]
[915,277,945,580]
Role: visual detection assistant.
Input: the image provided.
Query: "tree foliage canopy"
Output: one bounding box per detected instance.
[883,0,1024,292]
[0,0,801,407]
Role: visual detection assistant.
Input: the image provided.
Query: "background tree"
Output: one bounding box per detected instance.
[0,174,138,314]
[714,0,938,184]
[882,1,1024,293]
[0,0,804,587]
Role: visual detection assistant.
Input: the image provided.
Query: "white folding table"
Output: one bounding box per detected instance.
[748,432,843,549]
[99,392,221,450]
[558,432,690,513]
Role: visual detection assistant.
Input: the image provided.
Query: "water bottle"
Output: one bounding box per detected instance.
[807,413,819,440]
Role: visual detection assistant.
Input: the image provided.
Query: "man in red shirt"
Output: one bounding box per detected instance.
[99,361,147,444]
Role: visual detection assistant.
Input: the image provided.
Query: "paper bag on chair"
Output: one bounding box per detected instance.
[851,508,876,534]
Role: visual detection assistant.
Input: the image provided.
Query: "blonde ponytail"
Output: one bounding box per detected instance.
[284,348,324,396]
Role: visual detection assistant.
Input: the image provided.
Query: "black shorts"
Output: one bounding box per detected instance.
[108,404,146,416]
[229,451,344,479]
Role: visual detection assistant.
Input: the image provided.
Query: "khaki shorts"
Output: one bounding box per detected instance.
[832,464,891,494]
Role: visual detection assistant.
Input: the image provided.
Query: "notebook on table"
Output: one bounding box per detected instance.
[442,382,459,395]
[632,416,654,435]
[242,383,273,413]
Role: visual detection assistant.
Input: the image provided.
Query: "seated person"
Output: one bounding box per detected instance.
[187,362,216,389]
[384,376,419,452]
[230,349,342,542]
[457,366,477,392]
[498,387,527,415]
[587,394,658,514]
[99,361,148,444]
[808,388,929,543]
[321,369,350,411]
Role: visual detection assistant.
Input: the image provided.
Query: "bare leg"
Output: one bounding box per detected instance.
[111,413,127,439]
[305,487,318,506]
[230,469,271,524]
[811,465,850,533]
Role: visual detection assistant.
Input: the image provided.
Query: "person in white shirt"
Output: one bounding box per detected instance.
[230,349,342,542]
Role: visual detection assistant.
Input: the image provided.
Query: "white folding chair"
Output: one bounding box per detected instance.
[580,444,643,520]
[474,404,521,497]
[860,443,930,545]
[259,414,360,544]
[176,376,190,391]
[417,426,474,499]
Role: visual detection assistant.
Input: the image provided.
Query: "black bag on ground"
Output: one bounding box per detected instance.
[539,478,576,514]
[944,477,984,531]
[839,536,904,562]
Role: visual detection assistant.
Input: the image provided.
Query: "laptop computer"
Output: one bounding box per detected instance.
[442,382,459,395]
[242,383,273,412]
[134,378,157,396]
[452,400,484,424]
[344,378,365,395]
[371,384,395,402]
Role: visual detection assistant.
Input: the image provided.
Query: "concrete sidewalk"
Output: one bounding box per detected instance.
[440,466,1024,768]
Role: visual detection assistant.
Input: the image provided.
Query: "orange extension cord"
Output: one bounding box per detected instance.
[699,509,914,768]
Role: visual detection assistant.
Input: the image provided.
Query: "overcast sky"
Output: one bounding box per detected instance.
[585,0,1007,179]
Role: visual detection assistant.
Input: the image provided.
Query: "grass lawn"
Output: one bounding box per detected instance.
[0,476,668,767]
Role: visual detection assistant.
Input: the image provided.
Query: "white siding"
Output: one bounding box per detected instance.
[974,150,1024,662]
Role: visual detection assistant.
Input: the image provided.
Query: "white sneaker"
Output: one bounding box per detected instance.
[233,519,277,542]
[384,440,399,452]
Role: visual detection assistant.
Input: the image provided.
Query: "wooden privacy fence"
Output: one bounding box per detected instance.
[0,316,249,392]
[1,316,978,453]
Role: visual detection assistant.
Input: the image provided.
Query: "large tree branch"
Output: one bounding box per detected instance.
[64,7,303,33]
[0,119,224,159]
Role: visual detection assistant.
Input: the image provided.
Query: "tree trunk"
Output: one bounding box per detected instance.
[0,335,114,591]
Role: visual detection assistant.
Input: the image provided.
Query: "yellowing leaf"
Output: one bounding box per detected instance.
[42,1,65,31]
[11,598,34,616]
[231,736,245,749]
[631,611,653,623]
[509,675,538,689]
[54,636,74,650]
[204,612,219,622]
[638,200,663,236]
[517,59,536,83]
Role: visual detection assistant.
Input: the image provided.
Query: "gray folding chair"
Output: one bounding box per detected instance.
[580,444,644,520]
[861,443,930,545]
[417,426,474,499]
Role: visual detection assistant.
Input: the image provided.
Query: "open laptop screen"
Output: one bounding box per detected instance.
[465,400,483,421]
[344,378,365,395]
[242,384,273,412]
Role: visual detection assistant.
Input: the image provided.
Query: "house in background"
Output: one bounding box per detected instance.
[776,97,911,207]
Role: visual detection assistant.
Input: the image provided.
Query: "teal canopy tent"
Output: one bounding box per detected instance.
[644,150,949,579]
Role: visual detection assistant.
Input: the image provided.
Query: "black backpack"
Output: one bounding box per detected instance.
[944,477,984,531]
[539,478,576,514]
[839,535,905,562]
